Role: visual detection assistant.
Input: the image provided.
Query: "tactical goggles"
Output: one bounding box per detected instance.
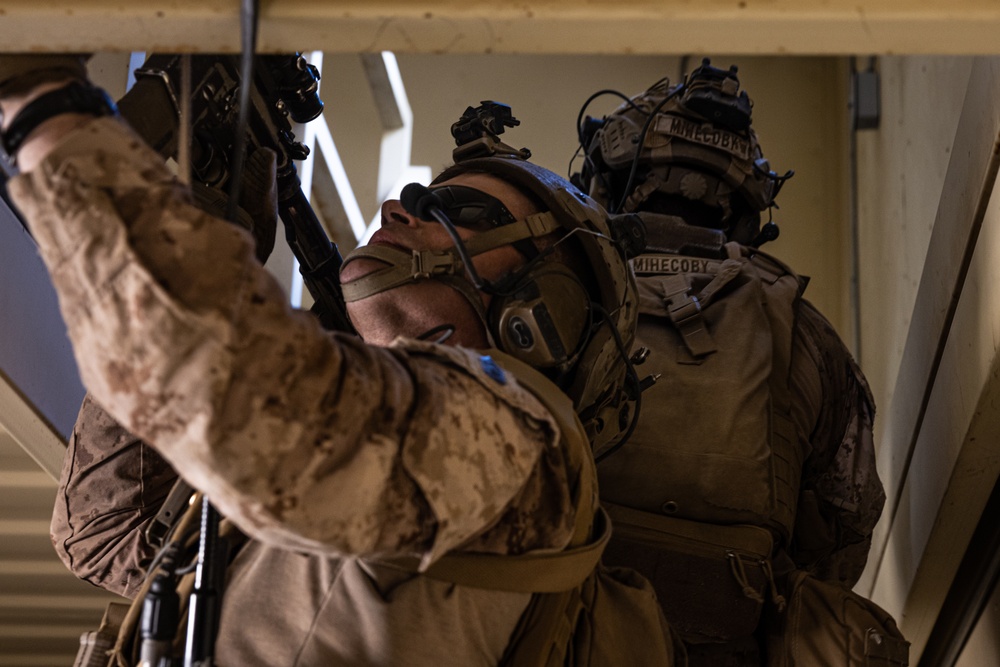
[426,184,518,232]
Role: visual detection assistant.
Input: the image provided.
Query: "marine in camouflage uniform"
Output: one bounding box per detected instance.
[0,57,657,665]
[575,61,888,666]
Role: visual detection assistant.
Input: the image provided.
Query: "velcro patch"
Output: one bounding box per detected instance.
[479,355,507,385]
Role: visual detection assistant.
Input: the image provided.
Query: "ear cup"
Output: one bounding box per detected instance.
[491,264,591,369]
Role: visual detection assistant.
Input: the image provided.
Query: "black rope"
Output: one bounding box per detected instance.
[183,5,259,666]
[225,0,260,223]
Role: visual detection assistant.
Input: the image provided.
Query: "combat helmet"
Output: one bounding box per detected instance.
[577,59,793,246]
[341,101,642,453]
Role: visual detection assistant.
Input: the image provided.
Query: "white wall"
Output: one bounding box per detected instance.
[856,56,975,435]
[855,56,1000,662]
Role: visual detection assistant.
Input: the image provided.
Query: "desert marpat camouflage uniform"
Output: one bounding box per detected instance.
[17,117,578,665]
[788,299,883,586]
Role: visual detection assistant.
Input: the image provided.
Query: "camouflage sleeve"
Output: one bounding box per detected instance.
[790,300,886,587]
[50,393,178,598]
[14,117,573,568]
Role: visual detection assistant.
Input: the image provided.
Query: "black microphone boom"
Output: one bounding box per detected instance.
[400,182,444,221]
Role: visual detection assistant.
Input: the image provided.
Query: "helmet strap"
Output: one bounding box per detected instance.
[339,211,565,345]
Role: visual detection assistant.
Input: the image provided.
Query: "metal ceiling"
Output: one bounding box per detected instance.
[0,0,999,55]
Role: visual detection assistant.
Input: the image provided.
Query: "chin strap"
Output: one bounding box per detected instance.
[340,210,563,337]
[340,210,561,301]
[341,243,497,346]
[341,244,463,301]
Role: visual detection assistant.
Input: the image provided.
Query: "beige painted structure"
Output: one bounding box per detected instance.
[3,1,1000,55]
[1,5,1000,666]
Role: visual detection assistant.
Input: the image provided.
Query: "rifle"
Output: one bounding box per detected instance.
[113,53,355,667]
[117,53,355,335]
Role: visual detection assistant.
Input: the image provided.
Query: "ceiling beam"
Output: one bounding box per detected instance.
[0,1,999,55]
[0,371,65,482]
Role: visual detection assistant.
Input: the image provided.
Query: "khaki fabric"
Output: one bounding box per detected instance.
[27,117,588,664]
[599,249,884,588]
[765,571,909,667]
[602,501,774,644]
[215,546,530,666]
[602,246,804,538]
[56,398,534,667]
[596,238,887,664]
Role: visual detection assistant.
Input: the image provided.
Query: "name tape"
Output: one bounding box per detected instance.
[630,254,722,275]
[656,115,753,160]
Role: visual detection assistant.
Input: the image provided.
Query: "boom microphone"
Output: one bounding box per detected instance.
[400,182,444,221]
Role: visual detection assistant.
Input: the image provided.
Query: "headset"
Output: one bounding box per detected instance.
[341,101,644,452]
[397,180,593,373]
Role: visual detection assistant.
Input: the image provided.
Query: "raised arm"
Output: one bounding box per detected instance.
[5,64,572,572]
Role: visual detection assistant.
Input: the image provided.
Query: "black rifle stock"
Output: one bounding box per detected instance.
[118,53,356,335]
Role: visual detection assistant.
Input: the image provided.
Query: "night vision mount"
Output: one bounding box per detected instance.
[681,58,753,133]
[452,101,532,162]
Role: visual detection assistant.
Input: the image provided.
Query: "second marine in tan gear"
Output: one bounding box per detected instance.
[575,59,905,666]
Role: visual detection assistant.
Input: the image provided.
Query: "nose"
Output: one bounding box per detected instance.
[381,199,423,227]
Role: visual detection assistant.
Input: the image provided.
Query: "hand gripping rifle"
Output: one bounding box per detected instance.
[117,53,355,335]
[111,53,355,667]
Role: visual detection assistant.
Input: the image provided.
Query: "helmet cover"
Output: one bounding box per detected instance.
[584,60,779,218]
